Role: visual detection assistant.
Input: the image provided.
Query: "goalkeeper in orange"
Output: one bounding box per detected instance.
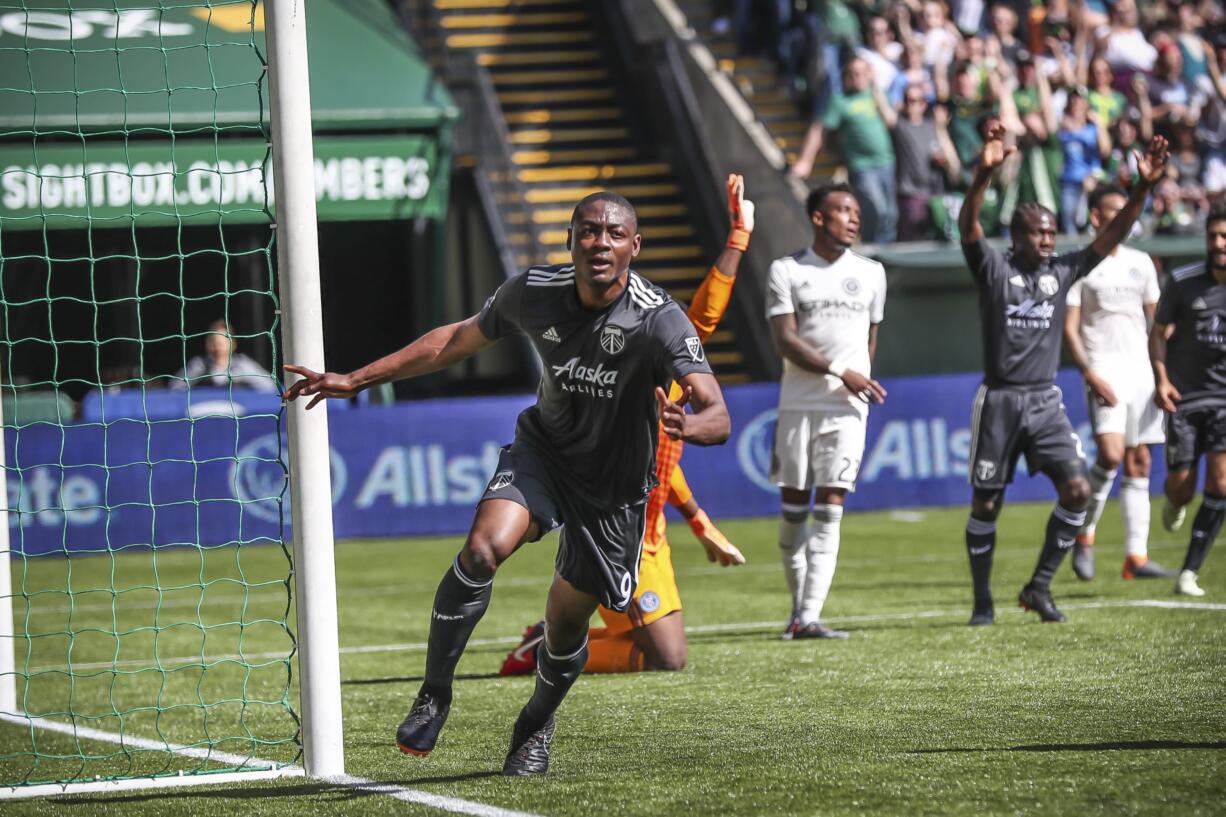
[500,174,753,675]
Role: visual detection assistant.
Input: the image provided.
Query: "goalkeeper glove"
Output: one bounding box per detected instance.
[726,173,755,251]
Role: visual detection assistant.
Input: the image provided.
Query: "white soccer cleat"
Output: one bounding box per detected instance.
[1175,569,1205,597]
[1162,498,1187,533]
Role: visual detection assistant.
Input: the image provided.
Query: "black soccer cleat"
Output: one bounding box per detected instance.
[502,710,555,777]
[1122,555,1178,580]
[1071,538,1095,581]
[793,622,850,640]
[396,691,451,756]
[968,600,994,626]
[1018,583,1066,623]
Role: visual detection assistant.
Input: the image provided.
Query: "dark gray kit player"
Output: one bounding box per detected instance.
[1155,262,1226,471]
[964,238,1099,488]
[476,264,714,611]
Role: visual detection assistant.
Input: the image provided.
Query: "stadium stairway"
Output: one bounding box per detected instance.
[404,0,751,382]
[671,0,841,177]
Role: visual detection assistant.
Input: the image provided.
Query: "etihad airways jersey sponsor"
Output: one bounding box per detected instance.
[1067,245,1160,376]
[766,247,886,413]
[962,237,1101,387]
[477,265,712,508]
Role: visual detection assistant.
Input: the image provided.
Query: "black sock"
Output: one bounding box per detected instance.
[420,556,493,699]
[1183,494,1226,573]
[1031,504,1087,588]
[521,636,589,731]
[966,516,996,605]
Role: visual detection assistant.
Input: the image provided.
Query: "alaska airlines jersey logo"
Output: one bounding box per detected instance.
[600,325,625,355]
[551,356,619,398]
[1006,299,1055,329]
[1196,311,1226,347]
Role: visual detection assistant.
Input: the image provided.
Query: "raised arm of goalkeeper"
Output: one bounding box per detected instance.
[687,173,754,341]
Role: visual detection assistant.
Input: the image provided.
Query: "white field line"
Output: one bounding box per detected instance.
[17,548,1103,616]
[28,599,1226,673]
[0,712,546,816]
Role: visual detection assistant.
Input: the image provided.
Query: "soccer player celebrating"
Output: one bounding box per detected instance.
[500,174,752,677]
[282,192,730,775]
[767,183,887,641]
[1063,184,1176,581]
[958,124,1168,625]
[1150,200,1226,597]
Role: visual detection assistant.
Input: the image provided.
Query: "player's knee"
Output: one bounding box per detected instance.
[971,490,1003,520]
[1060,478,1091,509]
[644,643,687,672]
[461,533,511,579]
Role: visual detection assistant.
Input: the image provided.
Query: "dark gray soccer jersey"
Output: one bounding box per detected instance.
[962,238,1102,387]
[477,265,714,509]
[1155,262,1226,411]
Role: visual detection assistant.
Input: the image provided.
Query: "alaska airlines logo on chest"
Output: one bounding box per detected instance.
[1006,299,1055,329]
[551,356,620,398]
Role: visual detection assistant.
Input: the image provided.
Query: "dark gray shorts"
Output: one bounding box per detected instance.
[1165,406,1226,471]
[968,384,1087,489]
[480,441,647,612]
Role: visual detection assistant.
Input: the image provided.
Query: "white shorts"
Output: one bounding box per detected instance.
[770,408,867,491]
[1086,375,1164,447]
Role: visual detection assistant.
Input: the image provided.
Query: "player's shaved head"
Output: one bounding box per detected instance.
[571,192,638,232]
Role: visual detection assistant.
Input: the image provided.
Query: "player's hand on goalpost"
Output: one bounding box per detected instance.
[1085,370,1119,407]
[656,385,692,441]
[726,173,755,251]
[282,364,359,409]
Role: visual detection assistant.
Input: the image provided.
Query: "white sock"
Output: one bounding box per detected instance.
[799,504,843,625]
[1083,463,1116,536]
[1120,476,1151,558]
[778,503,810,615]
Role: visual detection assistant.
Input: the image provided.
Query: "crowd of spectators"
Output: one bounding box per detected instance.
[717,0,1226,244]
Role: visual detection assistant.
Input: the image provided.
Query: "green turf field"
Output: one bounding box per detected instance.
[3,499,1224,816]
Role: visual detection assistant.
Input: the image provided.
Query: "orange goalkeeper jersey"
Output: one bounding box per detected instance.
[643,267,736,555]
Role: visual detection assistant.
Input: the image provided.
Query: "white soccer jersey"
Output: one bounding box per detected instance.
[1066,245,1160,376]
[766,247,886,412]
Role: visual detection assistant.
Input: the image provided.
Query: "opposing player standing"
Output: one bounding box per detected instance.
[1150,201,1226,597]
[282,192,730,775]
[1063,184,1176,581]
[958,124,1168,625]
[501,175,752,676]
[767,183,887,641]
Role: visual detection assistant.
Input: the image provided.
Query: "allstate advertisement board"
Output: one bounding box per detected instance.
[6,371,1160,555]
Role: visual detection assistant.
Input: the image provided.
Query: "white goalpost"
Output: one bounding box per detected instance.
[0,0,344,797]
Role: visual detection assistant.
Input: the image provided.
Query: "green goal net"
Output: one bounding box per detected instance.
[0,0,301,793]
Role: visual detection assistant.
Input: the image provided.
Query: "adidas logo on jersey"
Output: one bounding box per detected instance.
[542,326,561,342]
[1192,297,1208,310]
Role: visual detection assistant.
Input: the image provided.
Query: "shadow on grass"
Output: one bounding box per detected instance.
[913,740,1226,753]
[344,672,504,686]
[50,770,504,806]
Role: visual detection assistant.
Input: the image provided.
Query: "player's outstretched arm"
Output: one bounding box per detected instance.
[283,315,493,409]
[769,314,887,404]
[667,470,746,566]
[689,174,756,341]
[1090,136,1169,259]
[1149,321,1181,412]
[957,121,1014,243]
[656,373,730,446]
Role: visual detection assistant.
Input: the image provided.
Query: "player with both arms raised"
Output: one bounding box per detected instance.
[283,191,730,775]
[957,123,1168,625]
